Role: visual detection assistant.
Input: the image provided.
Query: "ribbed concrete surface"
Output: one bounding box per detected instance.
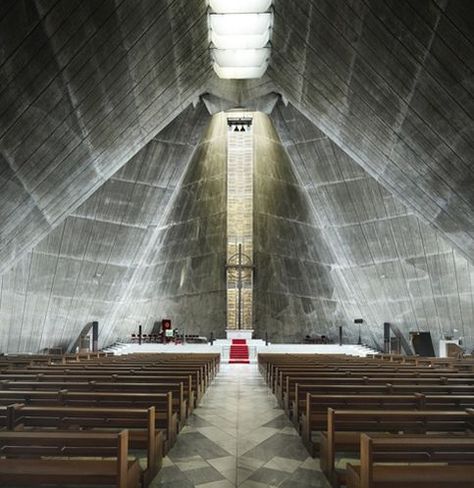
[0,0,473,353]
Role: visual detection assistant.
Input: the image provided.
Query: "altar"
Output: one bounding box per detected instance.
[226,329,253,341]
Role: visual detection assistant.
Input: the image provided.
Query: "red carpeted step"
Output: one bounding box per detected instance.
[229,339,249,364]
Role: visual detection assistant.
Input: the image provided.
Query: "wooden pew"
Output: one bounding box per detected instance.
[0,353,221,438]
[273,366,462,400]
[284,381,474,437]
[0,373,193,420]
[84,355,218,389]
[258,353,473,393]
[0,390,177,450]
[259,351,474,486]
[0,352,219,486]
[25,353,219,380]
[286,376,474,419]
[0,380,186,425]
[16,365,205,407]
[0,352,113,369]
[302,393,426,454]
[346,434,474,488]
[301,393,474,454]
[0,406,8,429]
[321,408,474,485]
[258,355,454,390]
[368,354,474,371]
[0,430,140,487]
[289,383,474,421]
[7,404,162,486]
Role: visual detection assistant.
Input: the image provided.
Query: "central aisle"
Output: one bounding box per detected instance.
[152,364,330,488]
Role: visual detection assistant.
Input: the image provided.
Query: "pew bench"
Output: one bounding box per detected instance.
[0,389,176,448]
[0,430,140,487]
[269,362,451,395]
[346,433,474,488]
[7,404,163,486]
[0,373,193,421]
[82,361,208,398]
[301,393,474,453]
[301,394,425,454]
[288,383,474,425]
[279,371,474,409]
[288,377,474,421]
[12,367,201,411]
[0,380,185,430]
[321,408,474,486]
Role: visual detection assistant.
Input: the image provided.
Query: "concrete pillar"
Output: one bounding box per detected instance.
[92,321,99,352]
[383,322,391,354]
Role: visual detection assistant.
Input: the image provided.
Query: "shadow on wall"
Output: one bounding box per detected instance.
[252,112,339,342]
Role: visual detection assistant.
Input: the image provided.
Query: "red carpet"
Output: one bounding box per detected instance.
[229,339,249,364]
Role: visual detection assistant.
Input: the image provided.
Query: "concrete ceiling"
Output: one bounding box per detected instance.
[269,0,474,261]
[0,0,472,352]
[0,0,211,275]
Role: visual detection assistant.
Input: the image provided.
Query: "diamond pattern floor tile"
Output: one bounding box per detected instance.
[150,364,331,487]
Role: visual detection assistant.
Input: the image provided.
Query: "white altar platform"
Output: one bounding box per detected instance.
[226,329,253,341]
[104,341,377,362]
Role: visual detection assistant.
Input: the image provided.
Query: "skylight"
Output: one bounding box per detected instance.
[209,1,273,79]
[210,0,272,13]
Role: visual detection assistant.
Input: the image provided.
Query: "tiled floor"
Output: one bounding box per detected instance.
[151,364,331,488]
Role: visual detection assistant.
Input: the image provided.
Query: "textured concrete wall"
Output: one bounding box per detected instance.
[274,102,474,352]
[143,113,228,340]
[0,104,209,352]
[1,0,473,353]
[270,0,474,263]
[4,101,472,352]
[0,0,212,275]
[253,113,341,343]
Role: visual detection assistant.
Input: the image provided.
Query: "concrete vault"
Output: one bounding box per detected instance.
[0,0,473,353]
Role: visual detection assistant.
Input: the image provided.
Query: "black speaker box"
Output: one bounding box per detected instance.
[411,331,435,357]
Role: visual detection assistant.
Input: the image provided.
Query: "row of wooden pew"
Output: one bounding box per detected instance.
[368,353,474,369]
[259,353,474,488]
[0,352,220,487]
[0,351,112,369]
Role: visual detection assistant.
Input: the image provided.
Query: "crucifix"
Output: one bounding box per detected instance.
[225,243,254,330]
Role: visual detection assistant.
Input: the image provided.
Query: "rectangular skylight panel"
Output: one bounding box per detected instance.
[213,65,268,79]
[211,31,270,50]
[209,0,272,14]
[213,48,270,68]
[209,2,273,79]
[209,13,272,37]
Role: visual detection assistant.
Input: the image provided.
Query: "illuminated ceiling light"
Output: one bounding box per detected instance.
[209,1,273,79]
[210,0,272,14]
[210,15,270,50]
[211,30,270,50]
[210,13,271,50]
[213,65,268,80]
[212,48,270,68]
[210,13,271,38]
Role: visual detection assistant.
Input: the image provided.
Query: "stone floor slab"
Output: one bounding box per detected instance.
[150,364,330,487]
